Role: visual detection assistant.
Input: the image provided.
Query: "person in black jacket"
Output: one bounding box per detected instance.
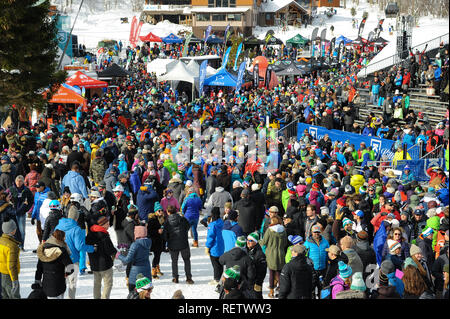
[9,175,33,250]
[234,188,258,237]
[219,236,256,297]
[246,232,267,299]
[35,229,73,299]
[85,216,117,299]
[42,202,63,242]
[278,244,314,299]
[249,183,266,230]
[162,205,194,284]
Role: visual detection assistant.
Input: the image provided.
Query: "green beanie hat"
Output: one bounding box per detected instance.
[224,265,241,282]
[135,273,153,292]
[235,236,246,248]
[247,232,259,243]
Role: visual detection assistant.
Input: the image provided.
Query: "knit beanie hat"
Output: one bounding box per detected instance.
[410,244,422,256]
[380,259,395,276]
[135,273,153,292]
[247,232,259,243]
[338,261,352,279]
[224,265,241,282]
[350,272,366,292]
[154,201,163,212]
[403,257,418,270]
[288,235,304,245]
[421,227,434,238]
[342,217,353,227]
[1,219,16,235]
[388,239,401,254]
[235,236,246,249]
[68,206,79,221]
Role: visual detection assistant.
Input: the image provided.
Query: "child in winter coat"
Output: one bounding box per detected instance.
[330,261,352,299]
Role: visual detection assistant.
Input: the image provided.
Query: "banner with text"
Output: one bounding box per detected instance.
[396,158,446,181]
[296,122,396,159]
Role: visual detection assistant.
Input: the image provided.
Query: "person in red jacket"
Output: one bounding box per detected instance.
[401,70,411,91]
[426,166,446,186]
[371,199,400,233]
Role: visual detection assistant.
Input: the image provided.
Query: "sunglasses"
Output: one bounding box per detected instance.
[394,233,402,236]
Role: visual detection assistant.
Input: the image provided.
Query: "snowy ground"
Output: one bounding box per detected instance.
[17,215,272,299]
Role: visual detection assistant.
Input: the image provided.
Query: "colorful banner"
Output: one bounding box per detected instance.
[133,21,144,47]
[265,30,274,44]
[199,60,208,97]
[296,122,396,159]
[233,42,243,71]
[182,32,193,57]
[224,24,231,44]
[129,16,137,45]
[221,46,231,70]
[253,63,259,87]
[235,61,246,94]
[204,25,212,44]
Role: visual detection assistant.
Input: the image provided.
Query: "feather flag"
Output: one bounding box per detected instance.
[182,32,193,57]
[233,42,243,71]
[204,25,212,44]
[129,16,137,45]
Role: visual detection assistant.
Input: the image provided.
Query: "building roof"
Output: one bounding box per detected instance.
[191,6,250,13]
[259,0,306,13]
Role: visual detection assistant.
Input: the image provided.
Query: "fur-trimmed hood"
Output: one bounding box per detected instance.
[37,235,70,263]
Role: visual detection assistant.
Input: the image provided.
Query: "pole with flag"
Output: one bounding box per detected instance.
[199,60,208,97]
[221,46,232,70]
[224,24,231,46]
[204,25,212,46]
[233,42,244,71]
[235,61,246,94]
[182,32,193,57]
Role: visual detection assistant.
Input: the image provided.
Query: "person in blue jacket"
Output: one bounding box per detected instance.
[54,207,95,299]
[60,162,88,199]
[400,166,415,184]
[304,224,330,278]
[205,207,225,285]
[31,181,50,243]
[136,178,158,223]
[129,166,141,203]
[117,225,152,293]
[222,209,244,253]
[181,188,203,247]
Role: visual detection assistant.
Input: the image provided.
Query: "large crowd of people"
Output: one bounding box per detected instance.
[0,32,448,300]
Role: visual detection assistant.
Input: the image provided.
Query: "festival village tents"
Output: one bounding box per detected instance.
[140,32,163,42]
[65,71,108,88]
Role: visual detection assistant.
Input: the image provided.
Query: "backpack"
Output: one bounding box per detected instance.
[320,277,344,299]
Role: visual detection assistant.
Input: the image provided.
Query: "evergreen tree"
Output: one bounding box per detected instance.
[0,0,67,112]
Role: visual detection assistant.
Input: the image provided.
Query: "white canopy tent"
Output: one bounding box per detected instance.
[185,59,218,78]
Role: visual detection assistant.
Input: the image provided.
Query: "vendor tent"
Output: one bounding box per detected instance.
[97,63,130,77]
[266,36,283,45]
[286,33,309,47]
[65,71,108,88]
[352,36,368,46]
[274,59,306,76]
[140,32,162,42]
[162,33,183,44]
[47,85,86,106]
[157,60,195,84]
[244,35,263,46]
[372,36,389,46]
[204,67,237,87]
[335,35,353,46]
[185,60,217,77]
[206,34,223,44]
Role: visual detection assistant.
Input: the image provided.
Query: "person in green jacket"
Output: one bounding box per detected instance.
[281,182,298,213]
[285,235,304,264]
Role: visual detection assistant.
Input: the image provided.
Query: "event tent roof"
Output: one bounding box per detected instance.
[162,33,183,44]
[97,63,130,77]
[274,59,306,76]
[204,67,237,87]
[185,60,217,77]
[352,36,368,46]
[140,32,162,42]
[335,35,353,45]
[206,34,223,44]
[157,60,195,84]
[244,35,263,45]
[48,85,86,105]
[286,33,309,47]
[65,71,108,88]
[372,36,389,46]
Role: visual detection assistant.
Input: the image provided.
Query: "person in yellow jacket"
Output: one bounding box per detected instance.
[392,145,412,167]
[0,220,21,299]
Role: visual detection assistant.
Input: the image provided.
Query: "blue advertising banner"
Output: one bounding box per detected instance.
[235,61,246,94]
[396,158,445,181]
[296,122,396,159]
[221,46,231,70]
[233,42,243,71]
[199,60,208,96]
[204,25,212,44]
